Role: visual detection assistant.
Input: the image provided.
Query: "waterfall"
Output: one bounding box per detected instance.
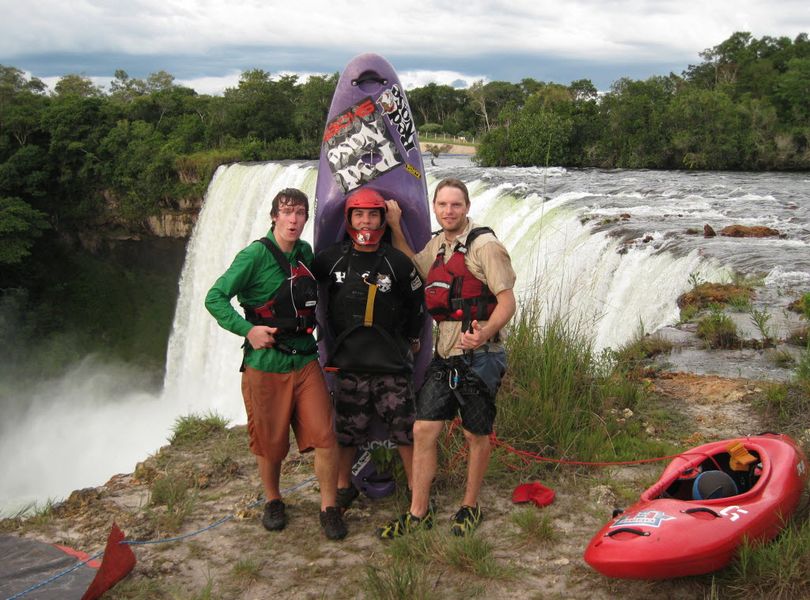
[163,163,318,422]
[163,162,726,423]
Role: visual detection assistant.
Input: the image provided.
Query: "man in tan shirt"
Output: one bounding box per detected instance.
[379,177,516,538]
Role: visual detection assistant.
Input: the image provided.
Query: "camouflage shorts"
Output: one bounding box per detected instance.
[334,372,415,447]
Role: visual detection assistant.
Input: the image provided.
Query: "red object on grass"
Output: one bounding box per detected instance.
[81,523,136,600]
[512,482,556,507]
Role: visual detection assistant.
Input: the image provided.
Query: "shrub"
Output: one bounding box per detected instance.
[697,310,739,349]
[170,411,229,446]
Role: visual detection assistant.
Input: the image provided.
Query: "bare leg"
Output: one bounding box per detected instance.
[314,445,339,510]
[397,444,414,489]
[409,420,444,517]
[461,430,492,508]
[256,455,282,501]
[337,446,356,489]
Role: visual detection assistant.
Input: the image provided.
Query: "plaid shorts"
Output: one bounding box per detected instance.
[334,372,415,447]
[416,349,507,435]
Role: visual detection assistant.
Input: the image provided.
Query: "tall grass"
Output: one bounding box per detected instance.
[496,304,658,463]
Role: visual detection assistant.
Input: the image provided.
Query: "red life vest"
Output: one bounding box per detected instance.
[424,227,497,327]
[242,238,318,337]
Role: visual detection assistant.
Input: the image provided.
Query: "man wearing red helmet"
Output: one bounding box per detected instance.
[380,177,516,539]
[313,188,425,512]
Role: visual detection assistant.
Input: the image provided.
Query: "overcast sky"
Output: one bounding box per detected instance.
[3,1,809,94]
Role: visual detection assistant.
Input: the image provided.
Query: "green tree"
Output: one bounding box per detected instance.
[293,73,337,145]
[0,196,49,264]
[53,74,103,98]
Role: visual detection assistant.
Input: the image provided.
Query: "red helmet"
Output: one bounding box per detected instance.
[345,188,386,246]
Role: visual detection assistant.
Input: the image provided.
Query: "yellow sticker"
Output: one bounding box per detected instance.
[405,164,421,179]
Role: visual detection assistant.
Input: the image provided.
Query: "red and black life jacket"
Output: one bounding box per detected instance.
[242,237,318,344]
[424,227,497,329]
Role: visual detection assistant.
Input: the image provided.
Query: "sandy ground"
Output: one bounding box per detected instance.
[420,142,476,156]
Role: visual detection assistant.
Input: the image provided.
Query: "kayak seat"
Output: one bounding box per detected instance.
[692,470,739,500]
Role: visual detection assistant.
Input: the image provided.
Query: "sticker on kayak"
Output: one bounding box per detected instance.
[378,84,417,153]
[610,510,675,528]
[323,97,403,193]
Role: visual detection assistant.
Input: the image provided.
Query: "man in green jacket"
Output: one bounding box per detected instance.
[205,187,346,540]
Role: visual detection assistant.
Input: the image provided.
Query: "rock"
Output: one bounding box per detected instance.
[719,225,780,238]
[589,484,616,507]
[703,224,716,237]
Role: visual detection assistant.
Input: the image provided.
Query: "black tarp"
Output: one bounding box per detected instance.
[0,535,97,600]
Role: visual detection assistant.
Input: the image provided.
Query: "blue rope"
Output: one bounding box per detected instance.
[5,550,104,600]
[5,476,316,600]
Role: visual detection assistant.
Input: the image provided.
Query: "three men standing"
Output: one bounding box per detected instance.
[205,177,516,540]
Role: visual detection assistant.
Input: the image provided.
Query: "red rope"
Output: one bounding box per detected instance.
[440,417,700,468]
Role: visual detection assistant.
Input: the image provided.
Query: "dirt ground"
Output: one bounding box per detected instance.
[1,371,786,600]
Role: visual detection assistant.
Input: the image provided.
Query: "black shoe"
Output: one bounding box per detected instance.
[450,504,483,537]
[262,499,286,531]
[336,485,360,511]
[320,506,348,540]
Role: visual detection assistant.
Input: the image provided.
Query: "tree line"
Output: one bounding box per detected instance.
[1,31,808,276]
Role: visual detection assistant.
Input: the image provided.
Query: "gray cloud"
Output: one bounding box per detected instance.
[3,0,808,93]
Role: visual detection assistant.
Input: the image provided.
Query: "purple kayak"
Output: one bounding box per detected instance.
[314,53,432,389]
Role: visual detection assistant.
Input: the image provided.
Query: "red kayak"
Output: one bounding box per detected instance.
[584,433,808,579]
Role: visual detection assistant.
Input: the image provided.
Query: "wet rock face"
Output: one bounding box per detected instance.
[720,225,781,238]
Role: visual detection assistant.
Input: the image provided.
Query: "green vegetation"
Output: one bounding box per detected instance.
[510,508,559,543]
[170,412,230,446]
[696,308,740,349]
[496,305,675,467]
[721,517,810,599]
[365,529,510,599]
[475,32,810,170]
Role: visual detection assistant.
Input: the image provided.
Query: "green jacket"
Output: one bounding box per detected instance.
[205,230,318,373]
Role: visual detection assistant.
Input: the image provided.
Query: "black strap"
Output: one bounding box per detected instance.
[454,226,495,252]
[257,237,292,276]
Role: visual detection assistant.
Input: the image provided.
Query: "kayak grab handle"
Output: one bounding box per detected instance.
[682,507,722,518]
[352,72,388,86]
[605,527,650,537]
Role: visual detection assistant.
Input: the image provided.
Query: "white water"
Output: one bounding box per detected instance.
[0,160,749,512]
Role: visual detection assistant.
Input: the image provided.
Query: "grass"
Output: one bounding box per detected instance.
[170,411,229,446]
[496,306,673,466]
[613,324,674,377]
[749,307,773,343]
[365,526,511,599]
[364,561,436,600]
[696,308,739,349]
[720,517,810,598]
[510,507,560,543]
[231,556,264,588]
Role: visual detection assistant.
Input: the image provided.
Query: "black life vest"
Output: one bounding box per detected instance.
[327,244,413,374]
[424,227,497,328]
[242,237,318,338]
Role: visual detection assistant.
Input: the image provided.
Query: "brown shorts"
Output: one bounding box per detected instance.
[241,360,336,462]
